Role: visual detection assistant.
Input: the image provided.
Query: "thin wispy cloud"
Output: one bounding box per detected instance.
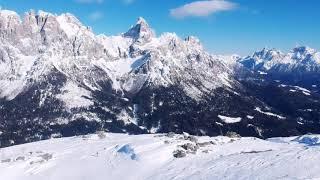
[88,11,104,21]
[74,0,104,4]
[170,0,237,19]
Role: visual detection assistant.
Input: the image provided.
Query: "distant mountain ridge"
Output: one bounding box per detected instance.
[239,46,320,73]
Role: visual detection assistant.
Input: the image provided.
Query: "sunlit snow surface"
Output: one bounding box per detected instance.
[218,115,242,123]
[1,133,320,180]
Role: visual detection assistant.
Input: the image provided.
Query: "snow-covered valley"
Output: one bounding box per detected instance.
[1,133,320,180]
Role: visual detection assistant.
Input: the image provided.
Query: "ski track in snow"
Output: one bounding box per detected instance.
[1,133,320,180]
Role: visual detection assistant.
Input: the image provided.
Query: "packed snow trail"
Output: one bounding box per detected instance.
[1,133,320,180]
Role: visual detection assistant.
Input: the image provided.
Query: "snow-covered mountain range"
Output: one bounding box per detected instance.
[238,46,320,88]
[239,46,320,73]
[0,10,232,100]
[0,9,320,147]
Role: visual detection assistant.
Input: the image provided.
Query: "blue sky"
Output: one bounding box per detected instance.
[0,0,319,55]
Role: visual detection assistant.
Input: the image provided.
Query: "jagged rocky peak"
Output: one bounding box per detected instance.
[124,17,155,43]
[0,9,91,40]
[56,12,94,39]
[238,48,285,71]
[137,16,148,26]
[185,36,200,44]
[0,9,21,33]
[184,36,203,50]
[57,13,80,25]
[239,45,320,72]
[32,10,55,27]
[58,12,88,30]
[0,9,20,20]
[252,48,284,60]
[291,46,317,60]
[292,46,316,54]
[290,46,318,62]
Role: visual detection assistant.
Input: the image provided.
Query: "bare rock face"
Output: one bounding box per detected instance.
[180,143,199,153]
[124,17,155,44]
[173,150,186,158]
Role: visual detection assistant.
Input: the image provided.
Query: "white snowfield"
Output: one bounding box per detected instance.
[218,115,242,123]
[1,133,320,180]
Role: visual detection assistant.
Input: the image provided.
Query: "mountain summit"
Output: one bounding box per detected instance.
[124,17,155,43]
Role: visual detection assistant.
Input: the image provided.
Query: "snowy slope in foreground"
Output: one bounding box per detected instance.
[1,133,320,180]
